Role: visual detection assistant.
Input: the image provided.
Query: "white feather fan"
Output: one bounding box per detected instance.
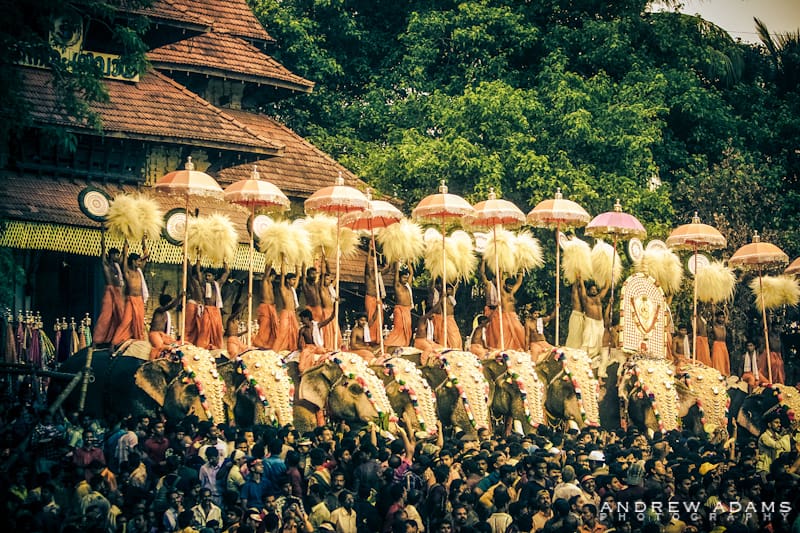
[377,219,425,264]
[562,237,592,285]
[695,261,736,303]
[635,248,683,295]
[187,213,238,266]
[257,220,312,271]
[591,239,622,288]
[483,228,517,275]
[514,231,544,272]
[107,193,163,242]
[750,275,800,311]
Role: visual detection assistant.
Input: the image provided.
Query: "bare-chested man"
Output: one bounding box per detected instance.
[298,308,336,372]
[469,315,490,358]
[183,259,204,345]
[576,272,609,371]
[364,244,386,342]
[93,227,124,345]
[487,272,526,350]
[384,263,415,348]
[432,282,463,349]
[319,260,340,351]
[710,309,731,375]
[479,259,500,347]
[694,309,712,366]
[111,237,150,345]
[301,265,323,322]
[671,324,691,362]
[350,311,380,363]
[195,262,230,350]
[565,280,584,349]
[524,307,555,361]
[273,269,300,352]
[148,282,182,358]
[413,309,442,365]
[252,267,277,349]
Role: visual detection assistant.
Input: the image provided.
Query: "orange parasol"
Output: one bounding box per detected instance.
[528,188,591,345]
[412,181,475,348]
[472,188,525,349]
[786,257,800,276]
[729,231,789,381]
[224,166,290,345]
[305,173,369,345]
[343,191,404,354]
[155,157,223,341]
[666,212,726,360]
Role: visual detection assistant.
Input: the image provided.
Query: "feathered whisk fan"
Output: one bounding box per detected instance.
[300,215,360,260]
[635,248,683,295]
[562,237,592,285]
[187,213,238,266]
[514,231,544,273]
[695,261,736,303]
[591,239,622,288]
[424,229,476,283]
[483,228,517,276]
[749,275,800,311]
[107,193,163,242]
[257,220,312,272]
[377,219,425,264]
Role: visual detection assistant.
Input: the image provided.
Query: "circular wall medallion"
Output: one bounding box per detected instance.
[628,238,644,262]
[78,187,111,222]
[688,254,710,276]
[163,208,187,246]
[646,239,668,251]
[557,231,570,250]
[248,214,274,238]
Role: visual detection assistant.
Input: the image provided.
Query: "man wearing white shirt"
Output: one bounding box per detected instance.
[741,340,769,388]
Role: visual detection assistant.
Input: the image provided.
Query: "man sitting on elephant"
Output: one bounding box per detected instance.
[148,287,181,360]
[469,315,490,358]
[413,309,442,366]
[350,312,381,363]
[298,308,336,373]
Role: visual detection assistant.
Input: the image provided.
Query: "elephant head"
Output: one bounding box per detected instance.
[535,348,600,428]
[736,386,784,437]
[134,358,207,420]
[223,350,295,428]
[373,358,439,438]
[483,351,545,436]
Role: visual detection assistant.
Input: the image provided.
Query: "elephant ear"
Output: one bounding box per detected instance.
[299,362,340,411]
[135,359,180,406]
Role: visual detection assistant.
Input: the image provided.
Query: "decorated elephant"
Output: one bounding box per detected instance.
[674,361,730,437]
[535,348,600,428]
[220,349,296,428]
[292,352,398,434]
[420,350,492,437]
[735,384,800,438]
[374,357,439,438]
[482,350,545,435]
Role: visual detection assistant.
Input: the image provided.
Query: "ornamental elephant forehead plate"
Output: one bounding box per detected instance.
[620,273,667,359]
[237,349,294,427]
[434,350,492,430]
[550,347,600,426]
[329,352,397,422]
[622,355,680,433]
[495,350,545,427]
[676,361,729,433]
[383,357,438,436]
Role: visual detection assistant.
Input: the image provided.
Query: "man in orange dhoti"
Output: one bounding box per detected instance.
[364,246,385,343]
[195,262,229,350]
[94,229,125,345]
[759,339,786,385]
[694,315,712,367]
[741,340,770,388]
[148,291,180,359]
[111,239,149,346]
[320,269,341,351]
[479,260,500,349]
[384,264,414,348]
[224,303,249,359]
[298,309,336,372]
[468,316,490,358]
[487,273,526,351]
[253,269,277,349]
[273,271,300,352]
[710,310,730,375]
[414,311,442,366]
[350,312,381,363]
[302,266,324,322]
[432,284,462,350]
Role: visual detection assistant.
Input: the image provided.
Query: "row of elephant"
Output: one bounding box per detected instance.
[51,341,797,440]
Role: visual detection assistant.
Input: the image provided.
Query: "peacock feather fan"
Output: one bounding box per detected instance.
[695,261,736,303]
[635,248,683,295]
[562,237,592,285]
[107,193,163,242]
[377,219,425,264]
[750,275,800,311]
[591,239,622,289]
[257,220,312,272]
[514,231,544,273]
[483,228,517,276]
[187,213,238,266]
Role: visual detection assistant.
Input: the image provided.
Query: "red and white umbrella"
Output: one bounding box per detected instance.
[730,232,788,381]
[471,188,525,349]
[343,192,404,354]
[412,181,475,348]
[527,188,591,345]
[666,212,726,360]
[305,173,369,341]
[224,166,290,345]
[155,157,223,341]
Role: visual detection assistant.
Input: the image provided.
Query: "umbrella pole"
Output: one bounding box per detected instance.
[759,267,772,382]
[180,196,189,343]
[692,245,698,361]
[441,220,448,349]
[494,224,505,350]
[247,204,255,346]
[335,214,342,349]
[372,228,384,355]
[555,224,561,346]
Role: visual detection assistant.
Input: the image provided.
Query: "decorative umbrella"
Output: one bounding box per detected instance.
[472,188,526,349]
[666,212,726,360]
[784,256,800,276]
[224,166,290,346]
[729,232,789,381]
[412,181,475,348]
[527,187,591,345]
[155,157,223,341]
[585,199,646,357]
[305,173,369,339]
[343,191,405,354]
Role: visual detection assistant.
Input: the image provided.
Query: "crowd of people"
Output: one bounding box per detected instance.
[3,378,800,533]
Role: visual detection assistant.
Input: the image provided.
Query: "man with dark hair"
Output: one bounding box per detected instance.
[298,307,336,372]
[710,309,730,375]
[576,272,609,374]
[93,226,124,345]
[385,262,415,348]
[149,286,181,359]
[263,438,288,489]
[469,315,491,358]
[579,503,605,533]
[195,261,230,350]
[111,237,150,345]
[253,267,278,349]
[350,312,380,363]
[330,490,358,533]
[274,270,300,351]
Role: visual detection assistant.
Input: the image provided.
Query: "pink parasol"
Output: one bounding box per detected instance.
[729,232,788,381]
[666,212,726,360]
[343,191,405,354]
[527,188,591,345]
[224,166,290,345]
[472,188,526,349]
[305,173,369,345]
[155,157,224,341]
[412,181,475,348]
[786,257,800,276]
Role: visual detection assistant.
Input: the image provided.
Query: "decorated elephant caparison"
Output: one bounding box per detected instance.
[481,350,546,436]
[373,357,439,439]
[534,348,601,429]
